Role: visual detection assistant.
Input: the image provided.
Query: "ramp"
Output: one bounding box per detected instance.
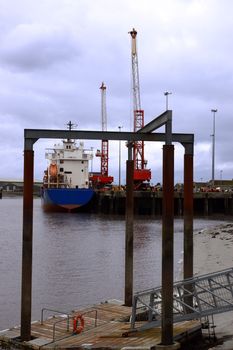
[131,267,233,331]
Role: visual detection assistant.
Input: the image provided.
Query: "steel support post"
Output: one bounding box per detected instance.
[161,145,174,345]
[125,145,134,306]
[183,153,193,280]
[183,153,194,310]
[20,149,34,341]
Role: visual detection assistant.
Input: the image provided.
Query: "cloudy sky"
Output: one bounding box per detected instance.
[1,0,233,184]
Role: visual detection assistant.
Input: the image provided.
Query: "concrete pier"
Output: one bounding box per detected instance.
[84,191,233,216]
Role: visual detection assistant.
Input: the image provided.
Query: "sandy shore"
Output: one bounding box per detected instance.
[194,222,233,349]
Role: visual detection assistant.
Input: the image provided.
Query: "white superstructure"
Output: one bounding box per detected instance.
[43,139,93,189]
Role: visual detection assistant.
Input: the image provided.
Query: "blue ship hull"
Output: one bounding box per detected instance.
[41,188,94,211]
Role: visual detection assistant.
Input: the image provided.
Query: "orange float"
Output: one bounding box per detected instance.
[49,163,58,176]
[73,314,85,334]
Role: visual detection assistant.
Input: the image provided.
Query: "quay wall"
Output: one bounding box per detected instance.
[84,191,233,216]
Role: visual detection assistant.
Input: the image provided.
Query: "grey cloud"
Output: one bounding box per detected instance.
[1,0,233,183]
[0,24,79,71]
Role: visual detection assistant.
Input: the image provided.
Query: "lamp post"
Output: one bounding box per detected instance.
[211,109,217,186]
[90,147,93,173]
[118,126,123,189]
[164,91,172,110]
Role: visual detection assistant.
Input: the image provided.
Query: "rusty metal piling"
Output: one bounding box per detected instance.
[20,149,34,341]
[183,152,194,280]
[125,144,134,306]
[161,144,174,345]
[183,150,194,310]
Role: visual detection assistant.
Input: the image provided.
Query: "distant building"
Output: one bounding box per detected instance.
[0,180,42,194]
[194,179,233,192]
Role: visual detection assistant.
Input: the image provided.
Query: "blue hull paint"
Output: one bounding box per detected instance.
[41,188,94,211]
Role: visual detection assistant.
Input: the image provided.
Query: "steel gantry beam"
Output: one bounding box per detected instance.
[24,129,193,150]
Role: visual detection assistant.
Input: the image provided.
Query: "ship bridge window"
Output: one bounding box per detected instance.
[60,168,64,172]
[60,160,64,164]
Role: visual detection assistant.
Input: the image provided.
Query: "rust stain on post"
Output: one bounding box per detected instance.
[20,150,34,341]
[125,159,134,306]
[161,145,174,345]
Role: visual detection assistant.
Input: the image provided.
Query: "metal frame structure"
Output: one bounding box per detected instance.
[21,111,194,347]
[130,267,233,331]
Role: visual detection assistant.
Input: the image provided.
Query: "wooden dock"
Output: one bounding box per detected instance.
[0,301,202,349]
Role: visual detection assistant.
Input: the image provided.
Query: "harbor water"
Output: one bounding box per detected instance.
[0,197,228,331]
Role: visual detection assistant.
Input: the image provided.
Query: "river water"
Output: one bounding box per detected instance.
[0,197,229,331]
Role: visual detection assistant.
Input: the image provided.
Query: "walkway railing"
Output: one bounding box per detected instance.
[131,267,233,331]
[41,308,98,342]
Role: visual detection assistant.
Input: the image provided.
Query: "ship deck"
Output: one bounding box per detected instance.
[0,301,202,349]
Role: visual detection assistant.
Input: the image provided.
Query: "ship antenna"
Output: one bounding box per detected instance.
[65,121,77,142]
[66,121,77,130]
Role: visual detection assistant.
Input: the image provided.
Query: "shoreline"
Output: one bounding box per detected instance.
[194,222,233,276]
[194,222,233,349]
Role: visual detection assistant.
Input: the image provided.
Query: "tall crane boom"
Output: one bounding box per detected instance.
[130,28,141,112]
[99,82,108,176]
[89,83,113,189]
[129,28,151,188]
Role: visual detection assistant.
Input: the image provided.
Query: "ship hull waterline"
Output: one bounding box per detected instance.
[41,188,94,212]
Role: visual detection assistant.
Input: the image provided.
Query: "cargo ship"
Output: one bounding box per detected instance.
[41,126,94,211]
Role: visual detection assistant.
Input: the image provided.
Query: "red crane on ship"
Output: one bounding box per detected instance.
[129,28,151,189]
[89,83,113,189]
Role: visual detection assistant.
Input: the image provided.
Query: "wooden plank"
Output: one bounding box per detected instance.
[0,303,202,350]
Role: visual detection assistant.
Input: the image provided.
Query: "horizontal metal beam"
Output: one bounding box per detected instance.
[138,110,172,133]
[24,129,194,150]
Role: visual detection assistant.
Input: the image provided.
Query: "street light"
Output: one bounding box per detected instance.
[211,109,217,185]
[118,126,123,189]
[164,91,172,110]
[90,147,94,173]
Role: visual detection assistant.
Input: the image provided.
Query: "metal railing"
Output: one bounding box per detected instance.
[41,308,71,327]
[131,267,233,331]
[40,308,98,342]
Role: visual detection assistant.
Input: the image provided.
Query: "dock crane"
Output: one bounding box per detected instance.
[89,83,114,189]
[129,28,151,189]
